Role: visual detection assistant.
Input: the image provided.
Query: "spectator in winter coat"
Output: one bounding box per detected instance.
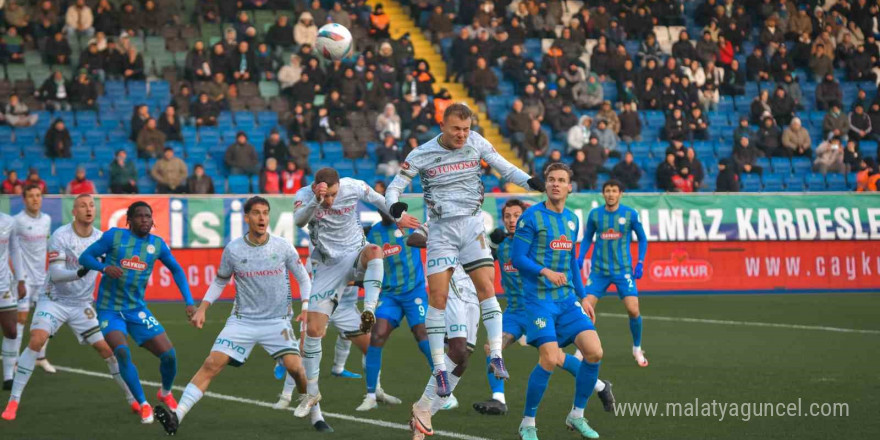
[158,106,182,142]
[192,93,219,126]
[716,158,740,192]
[664,108,690,141]
[294,12,317,47]
[151,147,188,193]
[66,166,96,195]
[769,87,795,126]
[136,118,166,159]
[733,116,753,144]
[844,140,862,172]
[683,148,705,190]
[611,152,642,190]
[618,102,642,142]
[688,107,710,140]
[259,158,281,194]
[755,116,782,157]
[522,119,549,165]
[567,115,593,155]
[672,166,695,192]
[813,138,846,174]
[823,104,850,142]
[593,120,619,158]
[570,150,592,192]
[281,160,306,195]
[109,150,138,194]
[573,73,603,109]
[596,101,620,134]
[815,74,843,111]
[0,171,23,195]
[781,118,812,157]
[225,132,259,175]
[2,94,38,126]
[44,118,73,158]
[551,104,579,139]
[186,164,215,194]
[734,136,763,175]
[849,104,872,141]
[375,133,402,177]
[657,153,678,191]
[809,44,834,81]
[583,136,608,190]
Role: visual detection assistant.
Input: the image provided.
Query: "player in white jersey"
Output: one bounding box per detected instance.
[2,194,137,421]
[293,168,419,416]
[406,225,481,439]
[155,197,311,435]
[5,184,54,389]
[385,103,544,396]
[0,212,20,391]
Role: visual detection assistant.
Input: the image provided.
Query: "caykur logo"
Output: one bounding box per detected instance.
[382,243,402,257]
[649,249,713,283]
[600,229,623,240]
[550,235,573,251]
[121,256,147,271]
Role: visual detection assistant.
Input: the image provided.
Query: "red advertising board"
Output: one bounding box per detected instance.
[100,197,171,242]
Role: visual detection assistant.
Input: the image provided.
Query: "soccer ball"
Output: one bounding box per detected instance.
[315,23,353,61]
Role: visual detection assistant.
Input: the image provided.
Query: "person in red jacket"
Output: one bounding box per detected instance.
[259,157,281,194]
[281,160,306,195]
[24,168,48,194]
[66,166,96,194]
[671,166,695,192]
[1,170,23,194]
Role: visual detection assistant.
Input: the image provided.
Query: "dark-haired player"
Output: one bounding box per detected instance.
[79,201,195,424]
[578,179,649,367]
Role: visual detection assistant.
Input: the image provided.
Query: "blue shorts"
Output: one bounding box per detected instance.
[585,272,638,299]
[97,306,166,346]
[502,307,530,341]
[375,283,428,329]
[526,298,595,348]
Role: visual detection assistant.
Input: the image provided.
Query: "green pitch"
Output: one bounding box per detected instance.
[2,293,878,439]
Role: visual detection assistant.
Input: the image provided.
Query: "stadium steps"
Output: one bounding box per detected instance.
[367,0,528,191]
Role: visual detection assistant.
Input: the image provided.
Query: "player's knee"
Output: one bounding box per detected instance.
[16,314,27,325]
[584,348,603,363]
[202,354,224,375]
[113,345,132,363]
[427,291,447,309]
[370,331,388,347]
[538,355,556,371]
[159,348,177,366]
[27,332,48,351]
[364,245,383,260]
[306,322,326,338]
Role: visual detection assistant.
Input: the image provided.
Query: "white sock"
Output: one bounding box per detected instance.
[425,306,446,371]
[430,366,462,415]
[594,379,606,392]
[13,323,24,357]
[362,259,384,311]
[174,383,204,422]
[521,416,536,428]
[492,392,506,404]
[633,345,641,353]
[281,373,296,398]
[480,297,503,357]
[331,335,351,375]
[303,335,322,394]
[367,392,376,400]
[105,356,136,404]
[416,354,459,412]
[9,347,37,401]
[569,406,585,419]
[310,403,324,424]
[1,337,17,381]
[37,339,48,359]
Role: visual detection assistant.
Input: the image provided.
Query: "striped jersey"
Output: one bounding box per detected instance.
[365,221,424,296]
[46,223,102,305]
[580,205,645,277]
[495,236,524,310]
[0,213,13,292]
[11,211,51,286]
[513,202,580,302]
[80,228,194,311]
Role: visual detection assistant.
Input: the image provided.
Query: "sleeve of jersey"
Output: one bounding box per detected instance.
[570,222,587,299]
[158,241,195,306]
[578,212,597,264]
[512,215,544,277]
[475,132,531,189]
[286,248,312,300]
[385,154,420,211]
[632,210,648,262]
[293,190,320,228]
[79,232,113,272]
[203,248,231,304]
[359,181,392,216]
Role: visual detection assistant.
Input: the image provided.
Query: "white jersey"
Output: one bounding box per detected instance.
[217,234,311,320]
[386,131,531,219]
[45,223,102,305]
[450,264,478,305]
[11,211,51,286]
[294,178,387,262]
[0,213,14,291]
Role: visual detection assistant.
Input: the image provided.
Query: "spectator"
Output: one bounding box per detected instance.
[65,0,95,40]
[813,138,846,174]
[721,59,746,96]
[769,87,795,126]
[844,140,862,172]
[823,104,850,142]
[427,5,454,43]
[541,150,565,178]
[573,73,603,109]
[583,135,608,190]
[294,12,317,47]
[683,148,705,190]
[656,153,678,191]
[467,57,499,102]
[232,41,256,83]
[262,129,288,164]
[281,160,306,195]
[157,106,182,142]
[716,158,740,192]
[375,103,402,140]
[749,89,771,124]
[594,119,619,158]
[551,104,579,139]
[699,84,720,112]
[570,150,592,192]
[38,70,72,111]
[186,164,215,194]
[733,136,763,175]
[779,73,803,110]
[506,99,531,150]
[611,152,642,190]
[1,171,23,195]
[809,44,834,81]
[25,169,49,194]
[278,55,303,90]
[376,132,402,177]
[79,42,106,81]
[733,116,753,144]
[150,147,187,194]
[781,118,812,157]
[815,74,842,111]
[755,116,782,157]
[259,157,281,194]
[672,30,697,62]
[172,84,193,119]
[66,166,96,195]
[2,94,38,126]
[225,132,259,175]
[666,139,688,168]
[44,118,73,158]
[122,47,145,81]
[130,105,150,141]
[192,93,219,126]
[205,72,229,103]
[265,15,294,49]
[522,119,549,166]
[664,108,689,141]
[1,27,25,64]
[565,115,593,156]
[369,3,391,39]
[596,101,620,135]
[185,40,212,81]
[136,118,166,159]
[45,32,72,65]
[672,166,695,192]
[688,107,710,140]
[849,104,872,141]
[746,47,770,81]
[109,149,138,194]
[70,71,98,109]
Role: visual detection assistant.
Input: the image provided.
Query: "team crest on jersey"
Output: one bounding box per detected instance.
[618,217,627,225]
[382,243,402,257]
[402,161,411,170]
[549,235,573,251]
[600,229,623,240]
[100,320,109,329]
[138,311,147,319]
[567,221,576,231]
[146,244,156,254]
[534,317,547,329]
[121,256,147,271]
[393,229,403,238]
[414,297,423,305]
[502,261,518,273]
[518,220,525,228]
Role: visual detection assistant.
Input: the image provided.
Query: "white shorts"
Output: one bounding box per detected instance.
[213,317,300,365]
[31,300,104,345]
[426,215,493,276]
[329,286,363,338]
[446,282,479,349]
[0,290,16,312]
[309,246,367,316]
[18,284,42,312]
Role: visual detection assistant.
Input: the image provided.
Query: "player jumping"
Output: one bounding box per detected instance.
[578,180,649,367]
[385,103,544,397]
[79,201,195,424]
[473,199,615,416]
[2,194,137,420]
[155,197,311,435]
[514,164,604,440]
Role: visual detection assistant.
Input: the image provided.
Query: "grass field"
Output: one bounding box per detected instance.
[1,293,878,440]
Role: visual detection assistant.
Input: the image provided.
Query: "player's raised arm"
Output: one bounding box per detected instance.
[385,156,420,220]
[578,210,598,267]
[293,188,320,228]
[473,132,544,192]
[157,240,195,307]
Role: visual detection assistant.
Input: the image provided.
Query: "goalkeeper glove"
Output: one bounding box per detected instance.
[389,202,409,220]
[489,227,507,245]
[527,177,545,192]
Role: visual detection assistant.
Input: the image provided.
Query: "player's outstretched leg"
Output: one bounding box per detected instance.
[34,340,55,374]
[565,331,602,439]
[143,333,180,410]
[90,338,139,413]
[359,246,384,333]
[425,269,452,388]
[2,333,42,421]
[624,296,648,367]
[330,335,361,379]
[469,266,508,380]
[157,351,228,435]
[111,342,152,423]
[297,312,328,417]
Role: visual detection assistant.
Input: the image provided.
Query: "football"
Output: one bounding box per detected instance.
[315,23,353,61]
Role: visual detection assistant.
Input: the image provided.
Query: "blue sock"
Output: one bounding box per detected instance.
[365,345,382,394]
[417,339,432,370]
[486,356,505,394]
[573,361,600,410]
[158,348,177,393]
[523,364,553,417]
[114,345,147,404]
[629,315,642,347]
[562,354,580,377]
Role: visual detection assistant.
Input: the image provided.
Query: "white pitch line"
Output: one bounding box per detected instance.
[53,366,491,440]
[599,313,880,335]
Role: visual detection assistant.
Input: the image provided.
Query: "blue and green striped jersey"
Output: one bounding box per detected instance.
[496,236,524,310]
[512,202,585,302]
[366,221,424,295]
[79,228,194,311]
[579,205,647,277]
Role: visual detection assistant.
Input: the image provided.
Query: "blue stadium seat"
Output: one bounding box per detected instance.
[826,173,847,190]
[54,160,79,178]
[137,176,156,194]
[740,173,762,192]
[791,157,812,174]
[762,173,787,192]
[76,111,99,128]
[770,157,791,173]
[805,173,826,190]
[256,111,278,127]
[227,175,251,193]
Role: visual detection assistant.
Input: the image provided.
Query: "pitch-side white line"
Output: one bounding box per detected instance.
[599,313,880,335]
[53,366,491,440]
